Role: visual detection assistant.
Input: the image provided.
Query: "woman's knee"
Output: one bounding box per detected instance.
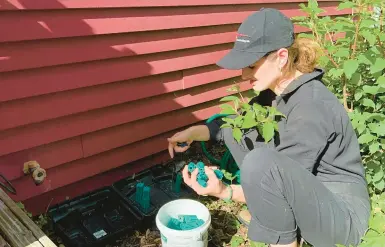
[241,147,280,184]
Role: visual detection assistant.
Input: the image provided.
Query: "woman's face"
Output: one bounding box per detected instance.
[241,49,287,92]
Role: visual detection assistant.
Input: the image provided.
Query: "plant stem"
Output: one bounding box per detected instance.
[380,6,384,33]
[377,7,385,57]
[342,78,351,112]
[376,36,385,56]
[351,10,362,59]
[238,91,245,103]
[343,83,348,110]
[313,22,340,68]
[323,23,334,47]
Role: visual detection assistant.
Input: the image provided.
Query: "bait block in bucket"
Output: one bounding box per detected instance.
[156,199,211,247]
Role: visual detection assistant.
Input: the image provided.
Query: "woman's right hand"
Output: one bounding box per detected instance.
[167,128,193,158]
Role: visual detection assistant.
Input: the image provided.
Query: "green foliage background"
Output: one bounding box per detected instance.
[293,0,385,245]
[221,0,385,246]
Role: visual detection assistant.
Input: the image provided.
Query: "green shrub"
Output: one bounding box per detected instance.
[292,0,385,245]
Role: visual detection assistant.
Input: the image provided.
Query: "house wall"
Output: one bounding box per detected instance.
[0,0,347,215]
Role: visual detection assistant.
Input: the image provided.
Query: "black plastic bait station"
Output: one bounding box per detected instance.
[48,163,195,247]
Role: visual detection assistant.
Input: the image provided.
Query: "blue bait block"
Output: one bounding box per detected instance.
[142,186,151,211]
[135,182,144,203]
[180,222,197,230]
[197,173,208,181]
[168,215,204,231]
[173,173,182,193]
[196,162,205,169]
[179,215,198,223]
[167,218,181,230]
[188,162,196,173]
[214,169,224,180]
[197,179,207,188]
[177,142,188,147]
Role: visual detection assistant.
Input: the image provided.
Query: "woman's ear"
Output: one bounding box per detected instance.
[276,48,289,69]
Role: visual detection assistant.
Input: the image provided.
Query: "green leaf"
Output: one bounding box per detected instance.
[374,179,385,191]
[328,68,344,79]
[368,113,385,123]
[354,91,363,101]
[298,33,316,39]
[350,72,362,85]
[343,59,359,79]
[230,236,244,247]
[362,98,376,109]
[369,122,385,136]
[250,241,267,247]
[360,19,377,29]
[361,30,377,46]
[376,76,385,87]
[370,58,385,74]
[357,124,366,135]
[268,106,285,118]
[372,168,384,183]
[234,115,243,127]
[253,90,261,97]
[307,0,324,15]
[240,102,251,111]
[220,104,237,115]
[379,32,385,42]
[358,54,374,65]
[358,133,376,144]
[366,161,379,170]
[252,103,267,115]
[16,202,25,209]
[308,0,319,8]
[242,115,257,129]
[291,16,307,22]
[363,85,380,95]
[220,96,240,102]
[273,122,279,131]
[377,123,385,135]
[262,122,275,143]
[337,1,356,10]
[334,48,350,58]
[232,128,242,143]
[369,143,380,154]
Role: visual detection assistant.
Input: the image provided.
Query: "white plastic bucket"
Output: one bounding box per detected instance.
[155,199,211,247]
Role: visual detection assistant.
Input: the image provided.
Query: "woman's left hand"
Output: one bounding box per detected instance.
[182,165,227,197]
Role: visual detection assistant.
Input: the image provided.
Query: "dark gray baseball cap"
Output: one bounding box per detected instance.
[216,8,294,70]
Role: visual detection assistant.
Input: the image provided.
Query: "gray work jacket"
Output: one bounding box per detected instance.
[206,69,368,189]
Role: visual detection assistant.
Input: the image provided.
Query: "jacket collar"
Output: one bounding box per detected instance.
[280,68,325,97]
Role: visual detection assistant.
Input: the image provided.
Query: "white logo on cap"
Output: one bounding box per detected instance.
[236,38,250,43]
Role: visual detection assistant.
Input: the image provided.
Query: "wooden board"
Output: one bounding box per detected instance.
[0,189,56,247]
[0,234,11,247]
[0,200,42,247]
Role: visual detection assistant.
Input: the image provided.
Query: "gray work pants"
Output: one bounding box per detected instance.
[240,148,370,247]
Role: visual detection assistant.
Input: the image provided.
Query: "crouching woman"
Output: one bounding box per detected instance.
[167,8,370,247]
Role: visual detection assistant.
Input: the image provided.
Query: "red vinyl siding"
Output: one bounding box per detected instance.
[0,0,346,215]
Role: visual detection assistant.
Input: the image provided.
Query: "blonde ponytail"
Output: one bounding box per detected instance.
[281,37,322,79]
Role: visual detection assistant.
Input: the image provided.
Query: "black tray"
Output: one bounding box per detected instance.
[48,187,142,247]
[112,164,195,222]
